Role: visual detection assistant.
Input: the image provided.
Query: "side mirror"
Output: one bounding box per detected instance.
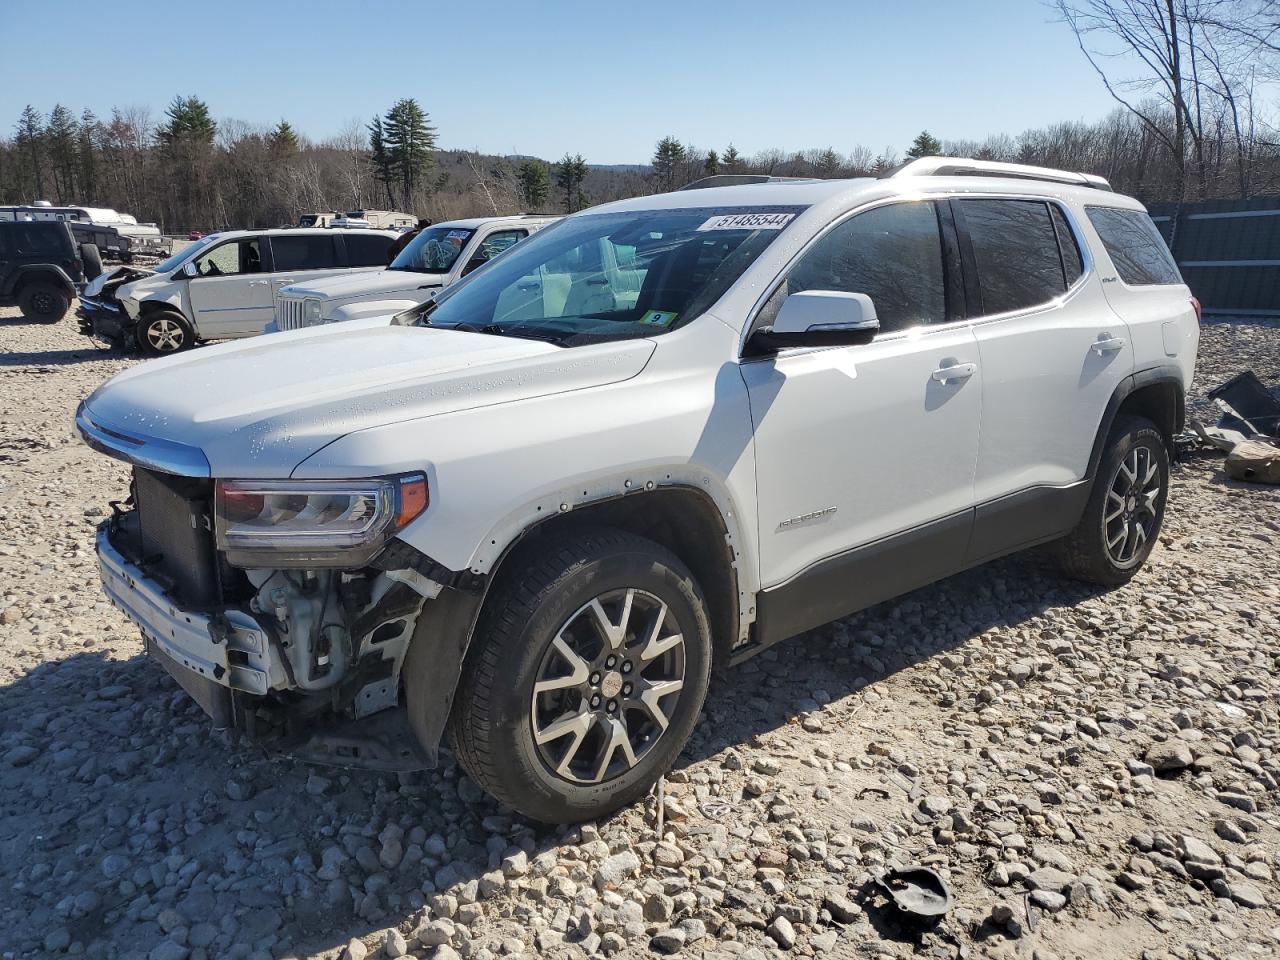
[182,261,198,279]
[749,290,880,352]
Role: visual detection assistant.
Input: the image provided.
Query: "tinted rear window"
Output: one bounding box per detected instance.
[345,233,394,267]
[1086,206,1182,285]
[271,234,338,271]
[959,199,1067,315]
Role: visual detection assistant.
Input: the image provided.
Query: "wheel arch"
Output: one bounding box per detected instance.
[1087,365,1185,480]
[12,264,76,296]
[400,480,751,762]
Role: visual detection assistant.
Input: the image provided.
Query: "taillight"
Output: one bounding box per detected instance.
[1190,296,1202,323]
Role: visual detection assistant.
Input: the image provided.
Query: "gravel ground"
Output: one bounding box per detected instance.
[1,308,1277,960]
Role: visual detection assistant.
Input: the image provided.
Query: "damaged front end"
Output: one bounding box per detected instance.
[77,266,151,346]
[95,462,468,771]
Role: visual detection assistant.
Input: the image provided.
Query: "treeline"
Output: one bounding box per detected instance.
[0,94,1276,234]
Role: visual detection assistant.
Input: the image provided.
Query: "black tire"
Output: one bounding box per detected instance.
[1055,415,1169,586]
[136,310,195,357]
[79,242,103,281]
[440,527,713,823]
[17,280,71,323]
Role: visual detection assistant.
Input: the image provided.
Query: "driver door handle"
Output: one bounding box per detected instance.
[931,362,977,384]
[1092,336,1126,355]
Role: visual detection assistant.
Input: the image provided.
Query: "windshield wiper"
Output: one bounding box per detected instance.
[478,323,570,345]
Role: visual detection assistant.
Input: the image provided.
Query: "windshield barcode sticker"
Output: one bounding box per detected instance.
[696,213,794,232]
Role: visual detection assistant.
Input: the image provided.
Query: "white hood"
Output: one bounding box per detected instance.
[281,269,444,303]
[80,323,656,478]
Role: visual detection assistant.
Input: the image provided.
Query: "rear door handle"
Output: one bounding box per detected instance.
[931,362,976,384]
[1093,336,1126,355]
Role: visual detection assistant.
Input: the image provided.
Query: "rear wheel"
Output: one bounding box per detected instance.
[17,280,71,323]
[136,310,194,356]
[1056,415,1168,586]
[442,528,713,823]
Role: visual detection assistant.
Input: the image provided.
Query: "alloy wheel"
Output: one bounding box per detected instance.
[1103,446,1161,564]
[146,317,185,352]
[530,588,685,784]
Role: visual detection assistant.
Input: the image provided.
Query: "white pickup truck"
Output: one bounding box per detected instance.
[271,215,558,331]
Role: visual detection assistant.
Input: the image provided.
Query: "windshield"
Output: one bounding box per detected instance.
[155,234,218,274]
[389,227,475,273]
[414,206,804,346]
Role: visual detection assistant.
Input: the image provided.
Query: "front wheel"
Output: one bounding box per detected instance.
[18,281,71,323]
[441,528,713,823]
[1055,414,1169,586]
[136,310,194,356]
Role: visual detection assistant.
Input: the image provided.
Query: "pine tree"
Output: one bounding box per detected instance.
[907,130,942,159]
[270,120,300,154]
[14,105,46,199]
[704,149,720,176]
[382,98,437,210]
[554,154,589,213]
[652,136,687,192]
[367,115,396,207]
[157,95,216,145]
[46,105,79,202]
[816,147,841,178]
[78,109,100,201]
[517,159,550,210]
[723,144,742,173]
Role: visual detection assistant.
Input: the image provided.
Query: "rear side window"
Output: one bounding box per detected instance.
[8,223,68,257]
[271,234,338,271]
[958,199,1067,315]
[1086,206,1182,285]
[771,200,947,334]
[345,233,394,267]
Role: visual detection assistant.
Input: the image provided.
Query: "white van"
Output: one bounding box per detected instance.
[77,227,398,354]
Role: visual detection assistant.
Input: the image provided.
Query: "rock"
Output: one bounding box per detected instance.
[43,928,72,953]
[1177,835,1220,865]
[305,773,331,796]
[643,892,674,922]
[501,850,529,878]
[1026,867,1075,893]
[4,745,40,767]
[919,795,952,818]
[649,928,687,954]
[1144,741,1193,772]
[595,850,642,889]
[148,943,190,960]
[1030,890,1067,911]
[342,938,368,960]
[823,891,861,923]
[432,947,462,960]
[0,606,22,625]
[384,928,409,957]
[225,779,253,801]
[1228,883,1268,909]
[418,920,455,946]
[379,837,404,870]
[767,915,796,949]
[1213,819,1248,844]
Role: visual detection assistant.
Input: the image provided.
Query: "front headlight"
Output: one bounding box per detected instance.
[304,299,323,324]
[214,474,428,568]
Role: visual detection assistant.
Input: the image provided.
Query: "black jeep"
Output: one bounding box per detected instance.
[0,220,88,322]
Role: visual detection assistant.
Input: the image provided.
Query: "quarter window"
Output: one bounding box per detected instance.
[766,201,947,334]
[1050,204,1084,286]
[1085,206,1182,285]
[959,199,1067,315]
[271,234,338,271]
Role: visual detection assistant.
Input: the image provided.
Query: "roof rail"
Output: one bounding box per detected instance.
[677,174,816,191]
[883,156,1112,191]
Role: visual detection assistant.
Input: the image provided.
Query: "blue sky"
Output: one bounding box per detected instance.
[1,0,1135,164]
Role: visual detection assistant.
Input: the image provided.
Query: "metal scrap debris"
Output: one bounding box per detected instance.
[874,864,953,918]
[1187,370,1280,484]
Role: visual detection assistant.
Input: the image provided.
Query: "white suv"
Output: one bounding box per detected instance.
[76,158,1198,823]
[77,227,398,354]
[271,215,559,332]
